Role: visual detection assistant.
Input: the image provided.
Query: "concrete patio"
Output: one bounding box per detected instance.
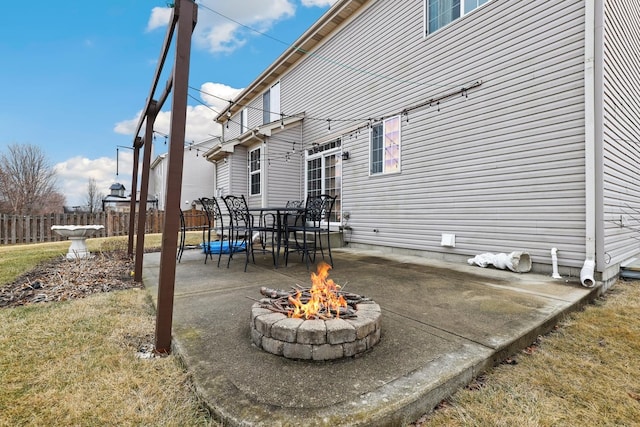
[142,247,598,426]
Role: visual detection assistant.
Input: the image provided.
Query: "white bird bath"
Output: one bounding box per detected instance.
[51,225,105,259]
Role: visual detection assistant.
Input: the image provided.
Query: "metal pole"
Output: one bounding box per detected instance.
[127,137,142,258]
[154,0,197,354]
[134,101,157,281]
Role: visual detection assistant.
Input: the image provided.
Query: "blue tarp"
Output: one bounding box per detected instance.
[202,240,246,254]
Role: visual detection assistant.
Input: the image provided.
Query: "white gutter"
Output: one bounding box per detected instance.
[581,0,596,288]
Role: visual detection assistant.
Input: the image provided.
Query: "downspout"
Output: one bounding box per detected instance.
[581,0,596,288]
[551,248,562,279]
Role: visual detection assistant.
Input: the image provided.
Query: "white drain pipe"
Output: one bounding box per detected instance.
[580,259,596,288]
[551,248,562,279]
[580,0,597,288]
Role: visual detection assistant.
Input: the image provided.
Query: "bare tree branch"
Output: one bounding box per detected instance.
[86,178,104,213]
[0,144,63,214]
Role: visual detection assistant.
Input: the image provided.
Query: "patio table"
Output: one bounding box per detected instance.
[247,206,305,268]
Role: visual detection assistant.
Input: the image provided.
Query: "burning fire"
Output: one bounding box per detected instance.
[288,262,347,319]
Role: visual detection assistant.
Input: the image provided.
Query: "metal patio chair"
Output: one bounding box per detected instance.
[199,197,227,267]
[178,206,209,263]
[284,194,337,269]
[222,195,277,271]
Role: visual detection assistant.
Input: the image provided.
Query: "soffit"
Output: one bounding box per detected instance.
[216,0,370,122]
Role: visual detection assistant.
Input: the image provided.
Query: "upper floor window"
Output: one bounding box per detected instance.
[249,147,261,195]
[426,0,490,34]
[370,116,401,175]
[262,82,281,124]
[240,108,248,133]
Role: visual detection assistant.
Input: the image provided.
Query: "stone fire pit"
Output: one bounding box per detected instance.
[250,263,381,361]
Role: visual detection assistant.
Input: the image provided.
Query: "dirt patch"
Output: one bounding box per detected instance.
[0,251,142,308]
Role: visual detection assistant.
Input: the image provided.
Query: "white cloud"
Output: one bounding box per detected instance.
[114,82,242,142]
[146,6,172,32]
[199,21,246,54]
[301,0,338,7]
[55,155,133,207]
[153,104,221,142]
[113,114,141,137]
[188,0,296,54]
[199,82,244,111]
[146,1,335,54]
[113,106,218,142]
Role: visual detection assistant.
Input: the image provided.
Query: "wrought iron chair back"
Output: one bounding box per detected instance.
[222,195,276,271]
[199,197,226,267]
[222,195,251,229]
[178,209,186,263]
[285,200,304,227]
[284,194,337,269]
[305,196,333,224]
[178,207,209,263]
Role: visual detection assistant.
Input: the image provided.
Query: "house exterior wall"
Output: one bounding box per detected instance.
[600,0,640,272]
[215,0,640,275]
[230,147,248,197]
[225,97,265,141]
[150,155,167,210]
[215,159,230,197]
[277,0,588,271]
[181,147,215,205]
[151,146,214,211]
[220,98,265,207]
[264,123,305,206]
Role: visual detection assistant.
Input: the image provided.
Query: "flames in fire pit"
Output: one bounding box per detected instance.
[289,262,347,319]
[251,263,381,360]
[258,262,368,319]
[251,262,382,360]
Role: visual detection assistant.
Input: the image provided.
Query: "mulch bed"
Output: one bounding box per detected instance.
[0,251,142,309]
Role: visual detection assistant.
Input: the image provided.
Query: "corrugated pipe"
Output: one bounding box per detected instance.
[580,259,596,288]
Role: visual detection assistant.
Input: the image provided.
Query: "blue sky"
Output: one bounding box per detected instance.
[0,1,334,206]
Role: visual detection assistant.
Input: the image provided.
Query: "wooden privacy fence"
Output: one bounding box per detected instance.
[0,210,169,245]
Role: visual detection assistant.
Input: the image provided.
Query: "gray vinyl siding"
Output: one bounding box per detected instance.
[246,97,265,134]
[226,112,242,140]
[230,147,248,197]
[216,160,230,197]
[275,0,587,268]
[265,123,305,206]
[224,97,264,142]
[601,0,640,266]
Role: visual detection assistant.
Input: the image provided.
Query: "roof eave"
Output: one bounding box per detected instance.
[215,0,370,123]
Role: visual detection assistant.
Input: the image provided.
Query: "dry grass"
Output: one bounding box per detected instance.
[4,237,640,426]
[0,232,201,285]
[0,290,212,426]
[420,280,640,426]
[0,233,212,427]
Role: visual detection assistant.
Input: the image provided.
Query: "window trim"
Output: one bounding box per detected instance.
[305,139,342,228]
[240,108,248,133]
[424,0,492,36]
[249,146,261,196]
[262,81,281,124]
[369,116,401,176]
[262,91,270,125]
